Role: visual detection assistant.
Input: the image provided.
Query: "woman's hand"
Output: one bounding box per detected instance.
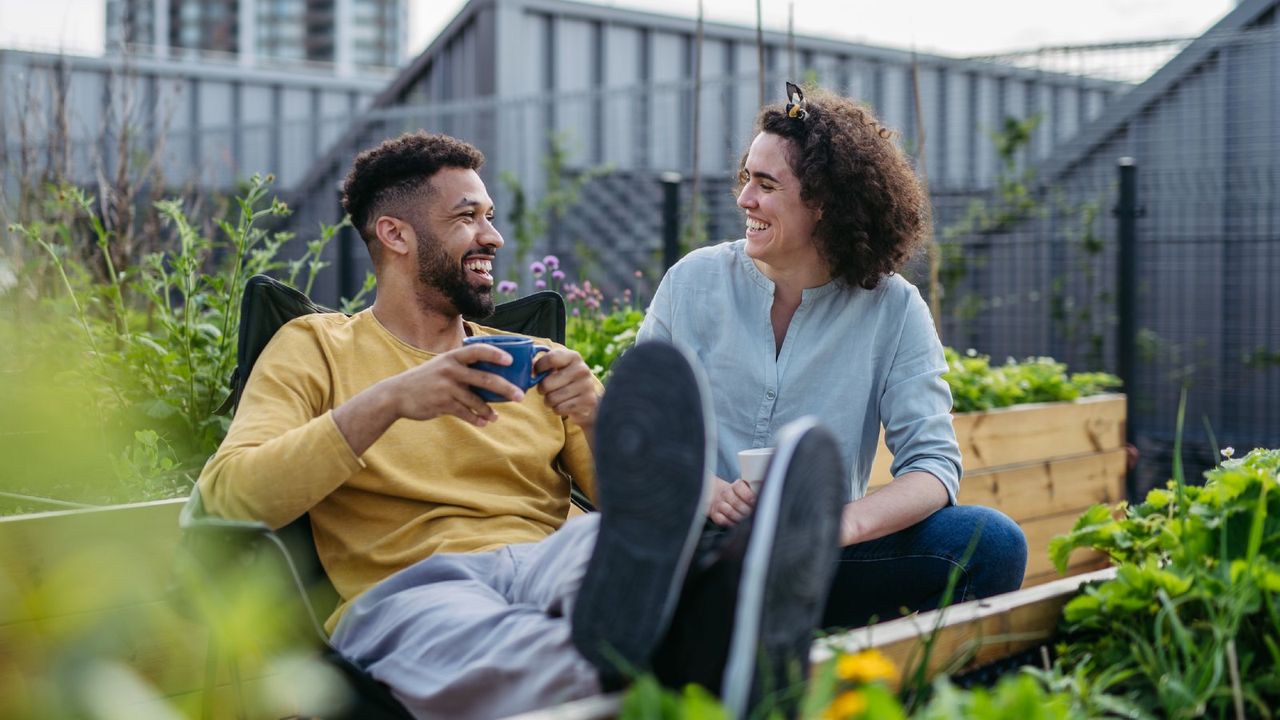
[708,475,758,527]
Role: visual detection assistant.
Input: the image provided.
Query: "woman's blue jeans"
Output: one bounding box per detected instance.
[822,505,1028,628]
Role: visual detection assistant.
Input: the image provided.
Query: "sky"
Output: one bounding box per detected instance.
[0,0,1236,60]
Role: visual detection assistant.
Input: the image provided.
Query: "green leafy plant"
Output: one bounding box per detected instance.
[567,303,644,381]
[621,675,727,719]
[3,176,359,508]
[942,348,1121,413]
[1048,432,1280,718]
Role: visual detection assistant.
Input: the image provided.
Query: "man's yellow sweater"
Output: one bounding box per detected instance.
[197,310,598,633]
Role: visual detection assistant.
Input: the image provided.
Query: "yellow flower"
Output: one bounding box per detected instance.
[835,649,899,685]
[823,689,867,719]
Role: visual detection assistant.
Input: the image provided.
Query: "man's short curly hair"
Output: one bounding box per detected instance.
[740,90,928,290]
[341,131,485,248]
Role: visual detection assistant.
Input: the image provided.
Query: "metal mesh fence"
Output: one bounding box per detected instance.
[922,26,1280,493]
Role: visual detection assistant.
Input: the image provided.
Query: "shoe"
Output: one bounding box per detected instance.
[571,341,715,688]
[721,418,846,718]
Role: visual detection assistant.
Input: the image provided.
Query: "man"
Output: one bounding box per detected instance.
[198,131,846,719]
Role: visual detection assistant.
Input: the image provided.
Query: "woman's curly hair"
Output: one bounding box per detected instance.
[742,89,928,290]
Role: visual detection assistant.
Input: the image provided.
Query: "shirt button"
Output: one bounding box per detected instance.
[766,389,776,400]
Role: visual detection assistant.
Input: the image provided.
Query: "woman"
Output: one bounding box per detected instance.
[638,84,1027,628]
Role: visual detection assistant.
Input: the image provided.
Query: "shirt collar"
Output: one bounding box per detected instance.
[734,239,842,303]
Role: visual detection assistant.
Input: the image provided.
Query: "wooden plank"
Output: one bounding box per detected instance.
[872,448,1124,585]
[868,394,1126,484]
[956,449,1126,522]
[1023,557,1111,590]
[955,394,1126,472]
[0,499,185,624]
[868,449,1125,564]
[814,567,1117,685]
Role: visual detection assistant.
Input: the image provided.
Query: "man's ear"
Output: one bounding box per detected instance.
[373,216,414,258]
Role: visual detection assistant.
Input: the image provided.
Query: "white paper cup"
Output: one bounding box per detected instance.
[738,447,775,494]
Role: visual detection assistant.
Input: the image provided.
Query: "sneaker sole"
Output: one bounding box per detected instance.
[721,418,845,718]
[571,342,716,680]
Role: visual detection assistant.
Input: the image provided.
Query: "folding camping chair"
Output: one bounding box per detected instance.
[175,273,587,719]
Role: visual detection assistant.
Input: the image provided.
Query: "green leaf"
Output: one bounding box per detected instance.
[141,398,177,420]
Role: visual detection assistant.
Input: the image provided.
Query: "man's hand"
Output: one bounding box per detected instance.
[334,343,524,456]
[391,343,527,424]
[709,476,757,527]
[534,348,601,429]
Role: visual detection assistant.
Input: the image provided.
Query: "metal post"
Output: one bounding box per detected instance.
[660,172,682,271]
[337,185,356,304]
[1116,157,1138,497]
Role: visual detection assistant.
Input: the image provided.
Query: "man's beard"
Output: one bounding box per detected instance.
[415,228,494,319]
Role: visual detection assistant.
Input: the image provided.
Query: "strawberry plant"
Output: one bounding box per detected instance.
[1049,445,1280,718]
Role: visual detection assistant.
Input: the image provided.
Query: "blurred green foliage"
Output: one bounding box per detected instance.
[1,176,365,510]
[0,498,354,719]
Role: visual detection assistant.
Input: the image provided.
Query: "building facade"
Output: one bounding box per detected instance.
[104,0,407,75]
[0,47,385,203]
[279,0,1124,301]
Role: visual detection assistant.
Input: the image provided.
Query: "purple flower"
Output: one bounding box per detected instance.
[529,261,546,277]
[542,255,560,271]
[497,280,518,294]
[552,270,566,282]
[571,308,580,317]
[535,279,547,290]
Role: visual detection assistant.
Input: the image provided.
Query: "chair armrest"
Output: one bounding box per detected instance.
[569,483,597,514]
[172,485,331,643]
[179,484,272,533]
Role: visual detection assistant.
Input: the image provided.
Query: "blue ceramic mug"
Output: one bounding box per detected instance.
[463,335,551,402]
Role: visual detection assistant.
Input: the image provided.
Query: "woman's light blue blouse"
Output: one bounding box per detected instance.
[637,240,961,503]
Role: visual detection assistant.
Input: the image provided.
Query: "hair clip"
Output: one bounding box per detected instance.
[785,81,808,119]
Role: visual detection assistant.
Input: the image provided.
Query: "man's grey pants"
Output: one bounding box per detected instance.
[331,515,604,719]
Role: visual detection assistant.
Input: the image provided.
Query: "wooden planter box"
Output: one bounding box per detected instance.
[868,394,1127,588]
[813,566,1115,684]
